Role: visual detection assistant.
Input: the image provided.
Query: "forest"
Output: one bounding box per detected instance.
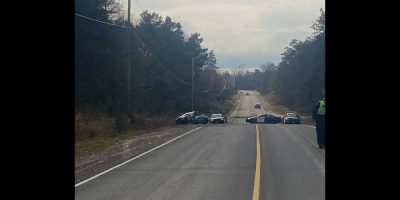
[233,9,325,113]
[75,0,235,136]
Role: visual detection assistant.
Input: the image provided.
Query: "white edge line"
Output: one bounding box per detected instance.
[305,125,316,128]
[75,126,204,187]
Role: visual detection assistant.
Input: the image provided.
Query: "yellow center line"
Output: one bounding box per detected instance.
[252,124,261,200]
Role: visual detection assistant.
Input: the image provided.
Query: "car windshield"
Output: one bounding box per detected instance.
[287,113,298,118]
[211,114,222,118]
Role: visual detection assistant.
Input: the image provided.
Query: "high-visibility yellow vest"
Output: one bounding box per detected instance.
[318,100,325,115]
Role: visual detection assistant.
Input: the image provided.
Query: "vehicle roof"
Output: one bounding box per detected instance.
[286,113,299,117]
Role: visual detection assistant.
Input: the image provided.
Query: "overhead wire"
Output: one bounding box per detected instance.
[131,1,192,85]
[76,12,192,85]
[75,13,129,29]
[130,27,192,85]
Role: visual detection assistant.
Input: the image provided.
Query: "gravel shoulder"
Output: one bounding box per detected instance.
[75,124,203,184]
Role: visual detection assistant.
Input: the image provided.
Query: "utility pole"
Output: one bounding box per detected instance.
[191,54,194,111]
[127,0,131,126]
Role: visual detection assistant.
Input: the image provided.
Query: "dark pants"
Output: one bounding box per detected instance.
[315,116,325,147]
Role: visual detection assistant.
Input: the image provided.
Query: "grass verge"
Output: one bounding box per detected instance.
[75,112,177,158]
[227,90,241,116]
[75,128,140,158]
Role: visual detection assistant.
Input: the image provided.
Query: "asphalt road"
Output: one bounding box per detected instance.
[230,90,266,118]
[75,90,325,200]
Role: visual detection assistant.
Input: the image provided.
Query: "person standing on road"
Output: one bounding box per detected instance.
[312,93,325,149]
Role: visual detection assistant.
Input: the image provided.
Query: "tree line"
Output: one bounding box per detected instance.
[75,0,235,131]
[234,9,325,114]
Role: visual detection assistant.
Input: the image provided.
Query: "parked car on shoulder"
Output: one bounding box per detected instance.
[209,113,225,124]
[175,112,192,124]
[176,111,209,124]
[192,112,209,124]
[283,113,301,124]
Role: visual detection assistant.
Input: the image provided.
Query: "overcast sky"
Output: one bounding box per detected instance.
[118,0,325,69]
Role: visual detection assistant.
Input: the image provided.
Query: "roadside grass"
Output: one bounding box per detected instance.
[256,91,315,126]
[75,112,177,158]
[75,92,240,157]
[75,128,138,158]
[227,91,241,116]
[75,112,115,141]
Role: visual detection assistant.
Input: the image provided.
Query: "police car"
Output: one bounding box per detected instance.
[245,113,281,124]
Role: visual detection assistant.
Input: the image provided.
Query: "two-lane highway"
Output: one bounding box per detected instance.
[230,90,266,119]
[75,90,325,200]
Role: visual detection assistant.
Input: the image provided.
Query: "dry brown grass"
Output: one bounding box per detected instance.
[257,91,291,115]
[75,112,121,157]
[75,112,116,141]
[75,112,178,157]
[133,114,176,129]
[227,91,240,116]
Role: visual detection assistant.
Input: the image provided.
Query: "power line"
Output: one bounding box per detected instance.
[129,3,193,86]
[75,13,129,29]
[218,82,227,96]
[201,68,216,93]
[75,12,191,85]
[131,28,192,85]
